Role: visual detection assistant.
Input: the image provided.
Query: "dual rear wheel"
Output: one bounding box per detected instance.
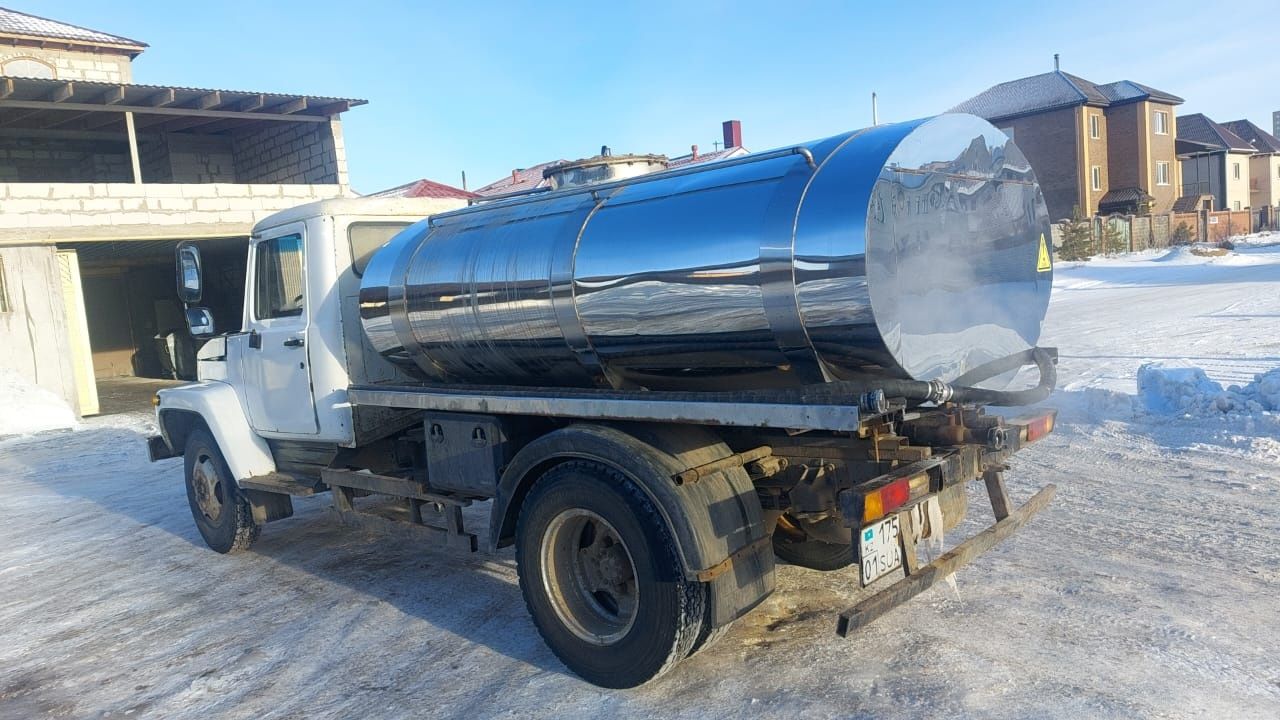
[515,460,723,688]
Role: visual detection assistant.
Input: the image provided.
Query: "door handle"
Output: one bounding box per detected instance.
[283,337,305,348]
[248,330,261,349]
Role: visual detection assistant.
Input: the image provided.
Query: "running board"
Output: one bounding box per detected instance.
[321,468,478,552]
[835,483,1056,636]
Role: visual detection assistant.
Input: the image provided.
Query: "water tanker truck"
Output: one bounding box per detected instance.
[149,113,1060,688]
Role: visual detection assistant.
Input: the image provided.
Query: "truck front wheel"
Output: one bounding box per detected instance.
[515,460,706,688]
[184,428,259,554]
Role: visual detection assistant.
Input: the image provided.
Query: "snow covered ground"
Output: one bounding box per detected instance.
[1,244,1278,718]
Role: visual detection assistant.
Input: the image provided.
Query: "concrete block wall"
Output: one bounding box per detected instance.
[0,136,132,183]
[232,118,349,188]
[0,183,348,243]
[0,48,132,82]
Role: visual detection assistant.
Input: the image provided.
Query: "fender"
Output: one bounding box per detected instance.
[492,422,775,626]
[156,380,275,482]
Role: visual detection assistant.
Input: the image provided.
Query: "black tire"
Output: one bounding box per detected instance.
[772,533,854,571]
[515,461,706,688]
[184,428,259,554]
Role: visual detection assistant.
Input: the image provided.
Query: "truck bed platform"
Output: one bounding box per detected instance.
[348,381,874,432]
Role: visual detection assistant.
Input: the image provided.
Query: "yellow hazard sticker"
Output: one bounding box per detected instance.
[1036,233,1052,272]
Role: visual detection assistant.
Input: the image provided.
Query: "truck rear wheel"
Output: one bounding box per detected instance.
[515,460,706,688]
[184,428,259,554]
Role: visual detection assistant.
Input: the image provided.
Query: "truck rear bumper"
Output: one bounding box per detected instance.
[836,482,1056,636]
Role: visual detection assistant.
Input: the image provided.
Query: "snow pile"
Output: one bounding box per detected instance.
[1137,363,1280,418]
[0,368,77,437]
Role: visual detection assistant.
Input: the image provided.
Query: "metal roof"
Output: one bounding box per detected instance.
[1095,80,1183,105]
[1220,118,1280,154]
[666,146,748,168]
[0,75,364,134]
[951,70,1183,122]
[473,160,565,196]
[0,6,145,51]
[369,178,478,200]
[1177,113,1256,153]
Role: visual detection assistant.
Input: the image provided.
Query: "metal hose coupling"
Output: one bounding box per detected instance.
[924,380,954,404]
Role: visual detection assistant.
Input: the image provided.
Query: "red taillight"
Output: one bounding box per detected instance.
[880,478,911,511]
[1024,412,1055,442]
[861,476,920,524]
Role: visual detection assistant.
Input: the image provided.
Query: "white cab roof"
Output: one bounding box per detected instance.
[252,196,469,235]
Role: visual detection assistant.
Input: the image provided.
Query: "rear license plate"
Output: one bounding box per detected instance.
[859,515,902,587]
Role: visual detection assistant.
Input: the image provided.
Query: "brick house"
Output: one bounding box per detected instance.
[0,7,373,416]
[1176,114,1255,212]
[1220,119,1280,212]
[950,62,1184,220]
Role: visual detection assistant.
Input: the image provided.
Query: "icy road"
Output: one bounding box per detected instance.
[2,243,1278,718]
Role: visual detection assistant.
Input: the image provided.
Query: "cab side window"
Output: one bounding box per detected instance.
[254,234,305,319]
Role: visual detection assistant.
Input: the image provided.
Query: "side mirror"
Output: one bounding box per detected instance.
[186,307,216,337]
[176,243,203,304]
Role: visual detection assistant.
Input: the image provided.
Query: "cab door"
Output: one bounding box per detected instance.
[241,226,318,434]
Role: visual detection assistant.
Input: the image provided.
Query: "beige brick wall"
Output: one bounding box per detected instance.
[1250,154,1280,208]
[0,135,132,183]
[0,47,132,82]
[1082,107,1108,214]
[1224,151,1252,210]
[1147,103,1179,213]
[0,183,349,244]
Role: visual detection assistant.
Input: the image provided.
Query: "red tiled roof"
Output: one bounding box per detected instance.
[370,178,478,199]
[473,160,566,196]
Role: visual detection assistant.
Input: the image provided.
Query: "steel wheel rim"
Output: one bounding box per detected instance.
[540,508,639,646]
[192,455,224,523]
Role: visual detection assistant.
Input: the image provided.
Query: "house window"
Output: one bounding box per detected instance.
[1153,110,1169,135]
[1233,162,1241,180]
[1,57,56,79]
[1156,161,1170,186]
[1091,165,1102,191]
[1089,114,1100,139]
[1233,200,1242,211]
[0,257,10,313]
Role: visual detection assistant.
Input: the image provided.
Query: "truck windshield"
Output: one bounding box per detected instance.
[349,222,412,277]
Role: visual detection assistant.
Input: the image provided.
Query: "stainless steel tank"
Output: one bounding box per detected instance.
[360,113,1053,390]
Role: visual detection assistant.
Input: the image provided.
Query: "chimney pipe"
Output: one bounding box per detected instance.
[1054,53,1060,71]
[691,144,699,161]
[722,120,742,149]
[511,169,519,183]
[461,170,467,191]
[872,92,879,126]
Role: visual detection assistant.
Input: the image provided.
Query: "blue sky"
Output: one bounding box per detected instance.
[38,0,1280,193]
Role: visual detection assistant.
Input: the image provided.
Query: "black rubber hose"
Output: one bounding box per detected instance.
[829,347,1058,407]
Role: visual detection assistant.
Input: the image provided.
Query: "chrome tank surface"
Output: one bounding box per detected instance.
[360,114,1052,390]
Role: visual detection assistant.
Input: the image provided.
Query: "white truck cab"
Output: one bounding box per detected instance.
[156,197,460,481]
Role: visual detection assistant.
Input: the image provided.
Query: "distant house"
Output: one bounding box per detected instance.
[950,62,1184,220]
[1176,114,1255,212]
[369,178,477,200]
[1220,119,1280,211]
[472,120,748,195]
